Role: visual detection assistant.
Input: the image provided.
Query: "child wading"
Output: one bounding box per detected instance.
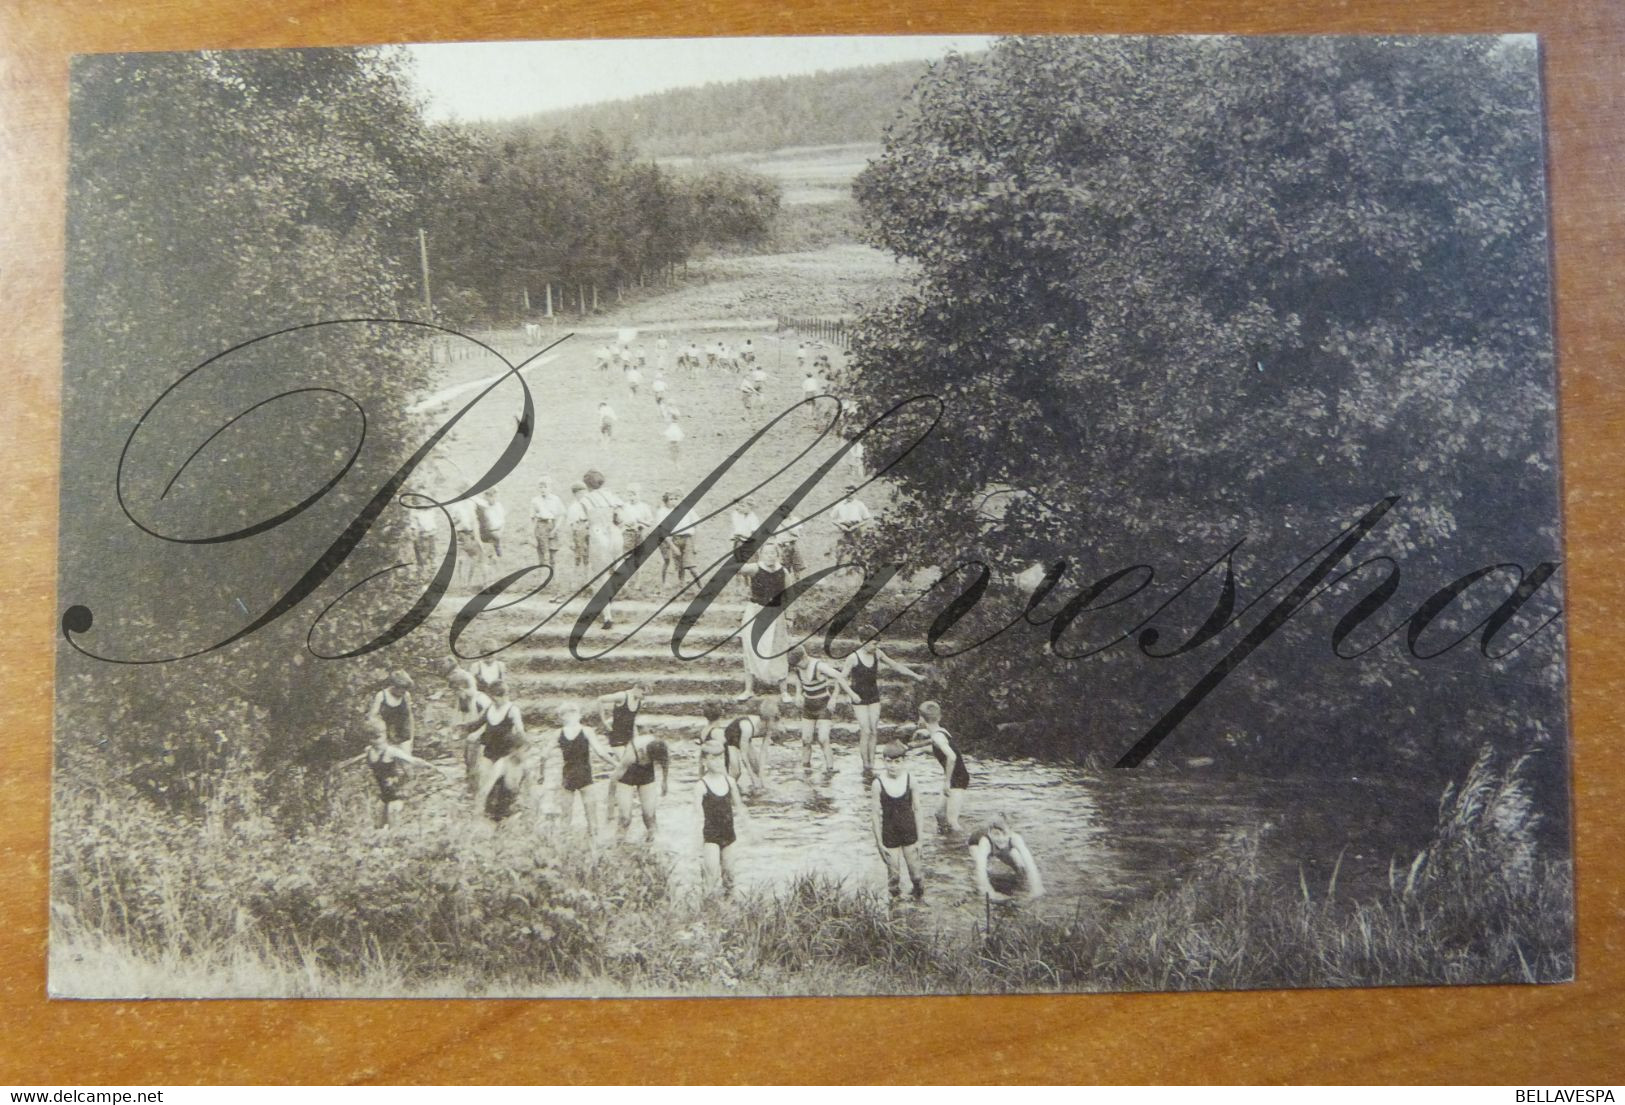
[696,734,748,896]
[870,741,925,900]
[546,702,618,839]
[909,700,970,832]
[466,681,529,823]
[337,716,443,831]
[967,814,1045,903]
[841,622,926,775]
[788,645,856,773]
[609,734,670,841]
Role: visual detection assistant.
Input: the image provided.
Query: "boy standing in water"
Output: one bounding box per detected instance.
[908,700,970,833]
[870,740,925,900]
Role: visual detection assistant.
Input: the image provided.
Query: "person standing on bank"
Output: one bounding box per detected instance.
[655,492,699,588]
[580,469,625,629]
[366,670,416,755]
[832,485,871,569]
[619,485,656,596]
[870,740,925,900]
[842,623,927,775]
[788,645,857,774]
[734,541,792,703]
[529,476,565,578]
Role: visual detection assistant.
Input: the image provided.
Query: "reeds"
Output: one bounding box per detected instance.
[49,747,1571,997]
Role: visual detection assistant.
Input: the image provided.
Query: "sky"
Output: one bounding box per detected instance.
[404,36,993,122]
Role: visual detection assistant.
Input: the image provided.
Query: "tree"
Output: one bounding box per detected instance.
[59,48,458,801]
[847,37,1565,779]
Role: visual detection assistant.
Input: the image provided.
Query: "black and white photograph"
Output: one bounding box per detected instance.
[50,33,1572,998]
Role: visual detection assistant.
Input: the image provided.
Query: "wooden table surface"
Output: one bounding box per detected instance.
[1,0,1620,1086]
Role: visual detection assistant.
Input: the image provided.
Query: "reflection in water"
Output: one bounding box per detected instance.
[615,740,1433,929]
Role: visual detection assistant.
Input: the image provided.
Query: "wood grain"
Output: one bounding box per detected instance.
[1,0,1620,1085]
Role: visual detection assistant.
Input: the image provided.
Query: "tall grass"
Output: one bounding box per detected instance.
[50,748,1571,997]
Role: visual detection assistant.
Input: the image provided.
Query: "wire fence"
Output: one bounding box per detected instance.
[776,316,852,350]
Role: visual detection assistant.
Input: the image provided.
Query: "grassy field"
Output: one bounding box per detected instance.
[578,244,911,329]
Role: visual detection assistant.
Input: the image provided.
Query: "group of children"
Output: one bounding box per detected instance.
[342,648,1042,903]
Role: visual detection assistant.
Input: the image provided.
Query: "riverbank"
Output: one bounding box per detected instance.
[50,751,1569,998]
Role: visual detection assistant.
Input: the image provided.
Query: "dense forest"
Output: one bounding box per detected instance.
[427,127,780,322]
[506,60,938,157]
[847,37,1567,797]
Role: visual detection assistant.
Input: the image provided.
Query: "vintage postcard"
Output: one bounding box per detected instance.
[50,34,1571,998]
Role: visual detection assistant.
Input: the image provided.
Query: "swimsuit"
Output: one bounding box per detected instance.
[558,728,593,792]
[376,692,411,745]
[749,566,787,607]
[879,774,918,849]
[723,717,752,749]
[369,752,409,802]
[968,830,1026,893]
[621,741,656,788]
[931,728,971,790]
[701,777,736,847]
[850,651,880,707]
[479,705,524,762]
[608,696,639,748]
[719,719,753,775]
[797,662,836,721]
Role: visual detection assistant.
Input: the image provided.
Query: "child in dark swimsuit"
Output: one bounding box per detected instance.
[597,681,648,821]
[700,699,765,792]
[466,681,529,823]
[908,700,970,832]
[366,670,416,754]
[967,813,1045,902]
[870,741,925,899]
[696,734,748,895]
[609,734,669,842]
[547,702,618,839]
[337,717,444,831]
[841,622,926,775]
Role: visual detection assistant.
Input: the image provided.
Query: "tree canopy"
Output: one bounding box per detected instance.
[847,36,1565,776]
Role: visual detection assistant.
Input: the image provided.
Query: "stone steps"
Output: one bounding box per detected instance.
[497,669,923,698]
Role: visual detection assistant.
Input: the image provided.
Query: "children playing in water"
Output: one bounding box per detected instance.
[697,733,748,896]
[870,740,925,900]
[967,814,1044,903]
[699,698,764,792]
